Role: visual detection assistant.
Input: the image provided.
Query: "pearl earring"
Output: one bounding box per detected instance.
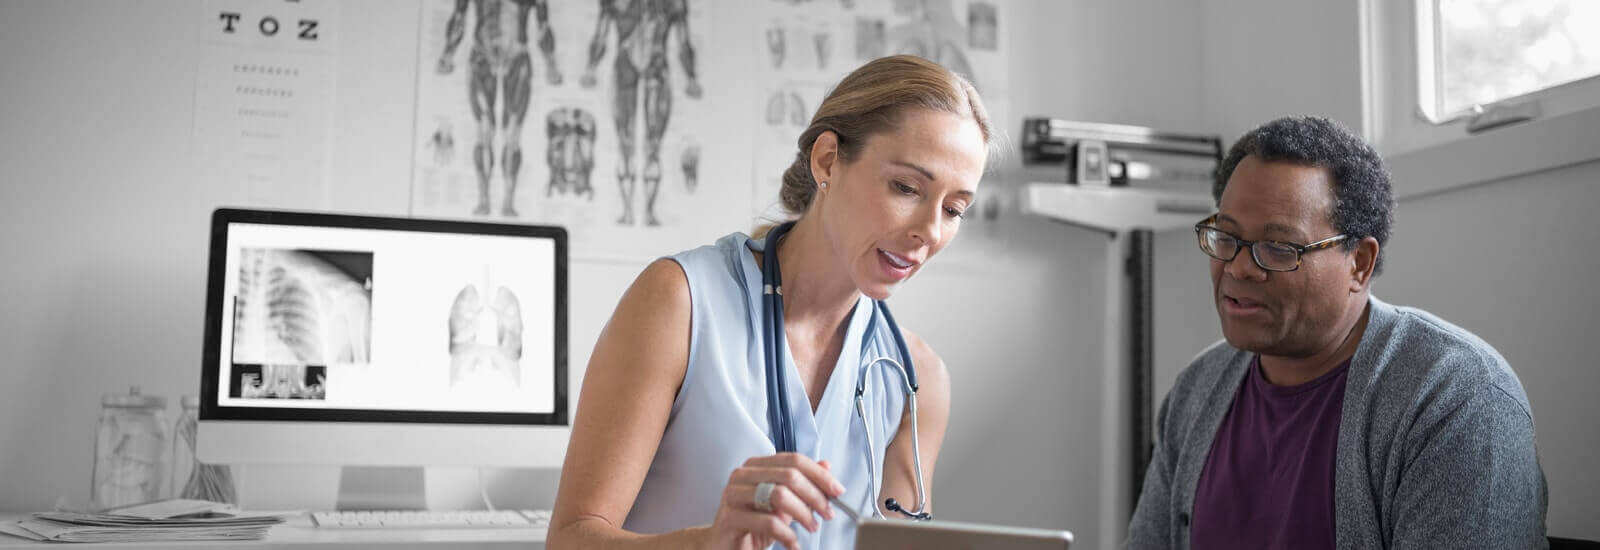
[819,181,828,190]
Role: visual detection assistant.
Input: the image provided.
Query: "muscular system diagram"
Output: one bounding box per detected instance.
[437,0,564,218]
[579,0,703,226]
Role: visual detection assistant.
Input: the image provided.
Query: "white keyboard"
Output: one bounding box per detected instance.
[310,509,552,529]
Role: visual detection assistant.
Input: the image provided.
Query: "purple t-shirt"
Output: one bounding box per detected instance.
[1190,355,1350,549]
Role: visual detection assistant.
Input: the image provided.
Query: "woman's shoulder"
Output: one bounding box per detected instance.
[668,232,754,266]
[894,324,950,397]
[629,231,751,308]
[625,258,693,320]
[664,232,758,301]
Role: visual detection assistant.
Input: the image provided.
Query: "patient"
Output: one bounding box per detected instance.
[1127,116,1547,549]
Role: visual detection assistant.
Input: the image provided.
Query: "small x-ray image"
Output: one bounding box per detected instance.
[231,248,374,367]
[448,276,524,389]
[232,364,328,400]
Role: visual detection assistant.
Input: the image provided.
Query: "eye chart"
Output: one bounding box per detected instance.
[193,0,340,207]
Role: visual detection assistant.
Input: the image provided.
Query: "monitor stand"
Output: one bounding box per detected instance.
[336,466,426,510]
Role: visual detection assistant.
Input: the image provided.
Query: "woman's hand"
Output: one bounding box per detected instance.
[706,453,846,550]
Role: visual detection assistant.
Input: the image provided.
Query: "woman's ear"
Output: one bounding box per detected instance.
[809,130,839,185]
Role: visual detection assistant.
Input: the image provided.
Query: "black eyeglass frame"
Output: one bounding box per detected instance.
[1194,214,1349,272]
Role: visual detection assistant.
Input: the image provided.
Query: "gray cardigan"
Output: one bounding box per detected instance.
[1127,296,1547,549]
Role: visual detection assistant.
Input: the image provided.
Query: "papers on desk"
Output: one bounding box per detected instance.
[0,499,290,543]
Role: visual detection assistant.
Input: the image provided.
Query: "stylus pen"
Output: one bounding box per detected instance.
[829,496,861,523]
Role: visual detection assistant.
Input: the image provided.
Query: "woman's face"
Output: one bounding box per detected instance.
[814,109,987,300]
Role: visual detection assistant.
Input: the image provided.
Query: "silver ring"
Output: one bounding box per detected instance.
[753,481,776,513]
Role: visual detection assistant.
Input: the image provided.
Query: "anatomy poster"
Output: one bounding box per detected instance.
[412,0,738,259]
[750,0,1010,229]
[411,0,1006,259]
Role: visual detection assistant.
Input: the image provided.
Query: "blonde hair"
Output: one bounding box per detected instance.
[773,55,992,221]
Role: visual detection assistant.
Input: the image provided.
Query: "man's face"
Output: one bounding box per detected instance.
[1209,155,1358,357]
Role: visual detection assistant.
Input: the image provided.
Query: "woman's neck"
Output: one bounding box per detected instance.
[775,218,861,331]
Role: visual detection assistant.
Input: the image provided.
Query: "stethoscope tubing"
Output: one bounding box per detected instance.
[758,221,931,521]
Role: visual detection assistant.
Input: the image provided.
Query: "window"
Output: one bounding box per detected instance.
[1418,0,1600,122]
[1366,0,1600,198]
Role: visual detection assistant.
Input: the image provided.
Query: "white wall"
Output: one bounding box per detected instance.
[1198,0,1365,143]
[0,1,1212,549]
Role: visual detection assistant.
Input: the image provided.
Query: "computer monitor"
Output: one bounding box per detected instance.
[196,208,569,510]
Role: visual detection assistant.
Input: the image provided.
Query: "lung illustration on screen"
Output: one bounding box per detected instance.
[448,265,524,388]
[231,248,374,367]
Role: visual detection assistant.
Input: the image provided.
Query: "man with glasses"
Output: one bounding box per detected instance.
[1127,116,1546,549]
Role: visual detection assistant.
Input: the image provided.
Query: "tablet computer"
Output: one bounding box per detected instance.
[855,517,1073,549]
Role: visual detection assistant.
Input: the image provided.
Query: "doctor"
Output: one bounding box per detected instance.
[548,55,992,550]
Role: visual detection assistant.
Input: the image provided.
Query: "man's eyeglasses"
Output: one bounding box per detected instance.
[1194,214,1348,272]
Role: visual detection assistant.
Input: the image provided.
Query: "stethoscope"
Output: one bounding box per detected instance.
[759,221,933,521]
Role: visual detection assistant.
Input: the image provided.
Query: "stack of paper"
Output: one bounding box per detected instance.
[0,499,288,543]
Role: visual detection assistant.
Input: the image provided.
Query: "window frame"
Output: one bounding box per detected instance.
[1414,0,1600,125]
[1362,0,1600,199]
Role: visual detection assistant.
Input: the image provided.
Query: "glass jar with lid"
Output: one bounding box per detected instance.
[91,387,169,510]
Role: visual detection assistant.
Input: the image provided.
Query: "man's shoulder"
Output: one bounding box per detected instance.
[1374,302,1512,381]
[1364,299,1532,416]
[1167,339,1249,402]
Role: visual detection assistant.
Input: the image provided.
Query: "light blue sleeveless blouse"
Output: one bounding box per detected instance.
[622,232,910,549]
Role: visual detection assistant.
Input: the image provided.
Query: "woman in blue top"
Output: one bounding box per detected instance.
[549,55,993,550]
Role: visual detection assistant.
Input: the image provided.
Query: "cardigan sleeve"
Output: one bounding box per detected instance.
[1388,383,1548,549]
[1127,391,1178,549]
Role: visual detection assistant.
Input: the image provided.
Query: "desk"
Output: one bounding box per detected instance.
[0,515,545,549]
